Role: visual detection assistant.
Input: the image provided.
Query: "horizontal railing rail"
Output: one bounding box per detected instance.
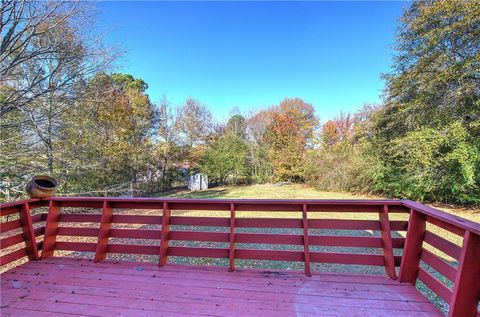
[1,197,479,317]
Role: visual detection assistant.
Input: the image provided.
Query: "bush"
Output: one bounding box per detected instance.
[305,141,380,194]
[377,122,480,204]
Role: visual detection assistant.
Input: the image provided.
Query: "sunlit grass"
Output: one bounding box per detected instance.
[162,183,384,200]
[161,183,479,222]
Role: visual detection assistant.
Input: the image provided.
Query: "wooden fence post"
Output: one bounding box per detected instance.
[448,231,480,317]
[302,204,311,277]
[229,203,236,272]
[399,209,426,284]
[159,202,171,267]
[94,201,113,262]
[380,205,397,279]
[41,201,61,258]
[19,203,39,260]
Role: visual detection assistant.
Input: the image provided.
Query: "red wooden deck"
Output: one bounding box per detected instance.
[1,257,441,317]
[1,197,479,316]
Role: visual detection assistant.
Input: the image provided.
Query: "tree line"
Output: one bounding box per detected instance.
[1,0,479,204]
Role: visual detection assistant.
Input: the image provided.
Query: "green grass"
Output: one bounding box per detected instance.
[161,183,479,221]
[161,183,383,200]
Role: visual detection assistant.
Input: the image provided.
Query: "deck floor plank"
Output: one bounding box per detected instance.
[2,273,426,303]
[3,263,416,292]
[2,258,442,317]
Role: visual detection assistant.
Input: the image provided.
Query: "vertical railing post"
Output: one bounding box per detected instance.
[379,205,397,279]
[19,203,39,260]
[41,201,61,259]
[302,204,311,277]
[228,203,236,272]
[399,209,426,284]
[159,202,171,267]
[448,231,480,317]
[94,201,113,262]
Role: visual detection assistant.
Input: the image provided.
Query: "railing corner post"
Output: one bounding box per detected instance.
[448,231,480,317]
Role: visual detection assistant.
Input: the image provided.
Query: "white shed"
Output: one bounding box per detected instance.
[188,173,208,191]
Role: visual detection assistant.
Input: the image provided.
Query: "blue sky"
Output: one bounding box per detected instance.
[98,1,407,123]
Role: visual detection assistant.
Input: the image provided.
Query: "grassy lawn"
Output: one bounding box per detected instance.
[162,183,479,222]
[162,183,383,200]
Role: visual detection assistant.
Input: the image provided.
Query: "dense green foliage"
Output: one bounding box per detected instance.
[306,0,480,204]
[378,122,478,202]
[376,0,480,204]
[200,115,249,184]
[200,133,250,184]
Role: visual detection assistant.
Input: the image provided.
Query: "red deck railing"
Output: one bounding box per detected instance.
[1,197,479,316]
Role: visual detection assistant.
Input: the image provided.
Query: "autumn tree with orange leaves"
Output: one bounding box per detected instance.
[265,98,318,182]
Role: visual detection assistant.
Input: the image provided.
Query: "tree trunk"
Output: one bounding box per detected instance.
[161,156,168,191]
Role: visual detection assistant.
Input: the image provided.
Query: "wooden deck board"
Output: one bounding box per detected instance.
[1,258,442,317]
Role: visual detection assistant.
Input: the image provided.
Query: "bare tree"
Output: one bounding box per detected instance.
[0,0,118,199]
[156,96,180,189]
[334,111,354,142]
[1,1,116,115]
[245,109,273,182]
[175,97,212,147]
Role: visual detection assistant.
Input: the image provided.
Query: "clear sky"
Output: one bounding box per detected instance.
[98,1,407,123]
